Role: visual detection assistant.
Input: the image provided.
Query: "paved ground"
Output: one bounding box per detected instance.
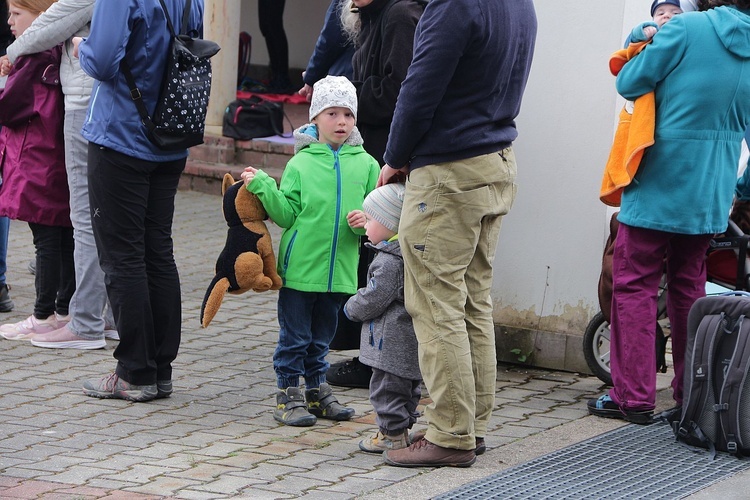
[0,188,742,499]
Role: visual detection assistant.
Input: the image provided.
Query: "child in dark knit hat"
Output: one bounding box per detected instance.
[344,182,423,453]
[627,0,684,45]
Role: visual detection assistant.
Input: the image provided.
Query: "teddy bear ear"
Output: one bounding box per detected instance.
[222,173,236,195]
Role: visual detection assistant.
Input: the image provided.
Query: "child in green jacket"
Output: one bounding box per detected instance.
[241,76,380,426]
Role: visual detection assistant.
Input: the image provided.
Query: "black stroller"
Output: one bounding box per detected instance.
[583,208,750,385]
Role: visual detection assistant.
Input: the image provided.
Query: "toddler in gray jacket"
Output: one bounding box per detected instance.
[344,182,422,453]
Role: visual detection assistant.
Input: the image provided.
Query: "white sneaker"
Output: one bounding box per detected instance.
[0,314,61,340]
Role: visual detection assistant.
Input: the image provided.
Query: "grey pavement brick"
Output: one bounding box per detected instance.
[0,433,53,451]
[127,475,204,497]
[495,387,546,401]
[189,473,274,495]
[68,443,139,462]
[515,379,565,392]
[517,396,560,411]
[495,404,539,420]
[493,423,541,439]
[169,463,245,483]
[543,406,590,420]
[346,466,421,482]
[297,491,353,500]
[268,450,339,469]
[226,462,301,482]
[294,462,376,481]
[514,414,568,430]
[12,455,96,474]
[536,388,587,403]
[30,465,114,484]
[98,464,182,486]
[170,490,230,500]
[321,475,394,495]
[250,473,331,496]
[96,432,168,449]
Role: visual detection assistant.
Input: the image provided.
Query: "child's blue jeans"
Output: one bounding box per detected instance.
[274,287,346,389]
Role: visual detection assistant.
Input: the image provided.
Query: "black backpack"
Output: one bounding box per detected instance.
[673,292,750,458]
[121,0,220,151]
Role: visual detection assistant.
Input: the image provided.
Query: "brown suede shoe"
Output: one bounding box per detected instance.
[409,430,487,456]
[383,437,476,468]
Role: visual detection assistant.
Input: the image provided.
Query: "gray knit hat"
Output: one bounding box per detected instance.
[309,75,358,121]
[362,183,405,233]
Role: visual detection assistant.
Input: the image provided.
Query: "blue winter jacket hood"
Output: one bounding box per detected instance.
[707,6,750,57]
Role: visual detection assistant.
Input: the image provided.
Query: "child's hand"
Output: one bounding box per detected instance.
[240,166,257,187]
[347,210,366,229]
[0,56,11,77]
[643,26,657,39]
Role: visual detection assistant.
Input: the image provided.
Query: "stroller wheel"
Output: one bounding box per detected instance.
[583,311,669,386]
[583,312,613,385]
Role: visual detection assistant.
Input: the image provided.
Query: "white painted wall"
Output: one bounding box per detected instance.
[494,0,644,334]
[240,0,330,73]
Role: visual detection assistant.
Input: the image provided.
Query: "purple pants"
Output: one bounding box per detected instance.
[609,223,711,411]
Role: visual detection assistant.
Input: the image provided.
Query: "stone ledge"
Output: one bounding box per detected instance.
[496,324,593,376]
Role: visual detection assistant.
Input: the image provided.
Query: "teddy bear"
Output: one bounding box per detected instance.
[200,173,283,327]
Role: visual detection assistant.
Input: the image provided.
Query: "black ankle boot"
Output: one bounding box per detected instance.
[326,357,372,388]
[0,284,14,313]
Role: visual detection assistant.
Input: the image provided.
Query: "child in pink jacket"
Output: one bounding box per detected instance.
[0,0,74,340]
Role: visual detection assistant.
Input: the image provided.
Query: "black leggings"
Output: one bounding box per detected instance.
[28,223,75,319]
[258,0,288,80]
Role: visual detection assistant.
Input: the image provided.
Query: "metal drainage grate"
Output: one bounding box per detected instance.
[436,423,750,500]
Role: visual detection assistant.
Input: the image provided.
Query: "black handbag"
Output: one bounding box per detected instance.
[222,96,291,140]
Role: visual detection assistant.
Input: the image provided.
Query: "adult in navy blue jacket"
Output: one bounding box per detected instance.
[74,0,204,403]
[298,0,354,101]
[379,0,537,468]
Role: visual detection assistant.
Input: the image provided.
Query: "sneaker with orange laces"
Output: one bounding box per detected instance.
[0,313,65,340]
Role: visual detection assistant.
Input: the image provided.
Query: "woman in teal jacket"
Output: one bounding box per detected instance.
[243,76,380,427]
[589,0,750,424]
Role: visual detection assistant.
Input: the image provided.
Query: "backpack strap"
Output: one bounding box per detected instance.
[121,63,157,134]
[120,0,191,133]
[718,314,750,455]
[676,308,725,450]
[156,0,191,37]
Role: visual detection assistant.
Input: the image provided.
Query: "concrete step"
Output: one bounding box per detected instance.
[182,100,309,196]
[182,133,290,195]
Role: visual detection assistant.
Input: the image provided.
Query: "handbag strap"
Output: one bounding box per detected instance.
[277,109,294,138]
[120,0,193,129]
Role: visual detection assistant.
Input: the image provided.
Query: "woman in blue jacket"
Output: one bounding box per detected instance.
[589,0,750,424]
[74,0,205,402]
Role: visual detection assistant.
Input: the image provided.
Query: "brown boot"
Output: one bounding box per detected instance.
[409,429,487,456]
[383,437,475,468]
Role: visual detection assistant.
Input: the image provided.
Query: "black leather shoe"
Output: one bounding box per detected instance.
[326,357,372,389]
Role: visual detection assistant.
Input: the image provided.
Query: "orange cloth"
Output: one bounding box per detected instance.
[600,41,655,207]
